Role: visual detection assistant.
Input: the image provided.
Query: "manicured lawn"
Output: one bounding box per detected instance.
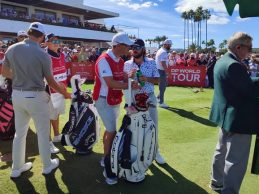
[0,86,258,194]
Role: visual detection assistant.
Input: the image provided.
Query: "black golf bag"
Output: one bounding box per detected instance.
[111,79,157,182]
[61,75,100,154]
[0,79,15,140]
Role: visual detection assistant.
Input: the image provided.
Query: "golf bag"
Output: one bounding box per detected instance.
[61,75,100,154]
[111,79,157,182]
[0,79,15,140]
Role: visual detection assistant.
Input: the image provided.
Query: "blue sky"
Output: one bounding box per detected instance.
[84,0,259,49]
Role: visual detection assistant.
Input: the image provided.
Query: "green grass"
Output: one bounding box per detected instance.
[0,86,259,194]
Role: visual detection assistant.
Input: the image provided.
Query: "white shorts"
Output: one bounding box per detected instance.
[49,93,66,120]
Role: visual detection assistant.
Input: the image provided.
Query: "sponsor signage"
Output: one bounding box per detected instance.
[167,66,207,87]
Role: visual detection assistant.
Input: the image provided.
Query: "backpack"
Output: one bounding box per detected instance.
[110,79,157,182]
[0,79,15,140]
[61,75,100,154]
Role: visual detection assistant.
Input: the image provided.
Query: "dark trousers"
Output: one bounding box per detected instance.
[158,70,167,104]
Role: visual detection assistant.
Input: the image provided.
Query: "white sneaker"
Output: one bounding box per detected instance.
[155,152,166,164]
[42,158,59,175]
[10,162,32,178]
[103,170,118,185]
[159,103,169,108]
[50,141,59,154]
[52,134,62,143]
[100,157,105,167]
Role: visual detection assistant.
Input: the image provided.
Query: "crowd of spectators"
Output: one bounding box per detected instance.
[0,9,117,33]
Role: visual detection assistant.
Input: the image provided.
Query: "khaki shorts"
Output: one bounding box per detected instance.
[94,97,120,132]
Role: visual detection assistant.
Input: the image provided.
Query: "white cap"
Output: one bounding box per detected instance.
[163,39,172,45]
[17,30,27,37]
[28,22,45,34]
[112,32,133,46]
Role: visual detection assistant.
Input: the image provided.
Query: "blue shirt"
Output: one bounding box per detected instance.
[124,57,160,94]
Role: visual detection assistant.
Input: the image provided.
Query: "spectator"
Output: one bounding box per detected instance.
[207,51,217,88]
[155,39,172,108]
[88,48,99,63]
[248,54,259,77]
[17,30,28,42]
[176,52,187,66]
[197,53,208,66]
[187,53,197,66]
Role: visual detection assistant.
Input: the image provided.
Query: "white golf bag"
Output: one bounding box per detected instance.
[61,75,100,154]
[111,79,157,182]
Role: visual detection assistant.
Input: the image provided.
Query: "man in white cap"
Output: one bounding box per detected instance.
[92,32,139,185]
[155,39,172,108]
[17,30,28,42]
[1,22,70,178]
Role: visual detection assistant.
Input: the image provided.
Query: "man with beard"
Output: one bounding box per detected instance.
[155,39,172,108]
[124,38,166,165]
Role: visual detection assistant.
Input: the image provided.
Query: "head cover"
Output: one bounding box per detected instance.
[112,32,133,46]
[163,39,172,45]
[17,31,27,37]
[28,22,45,34]
[45,33,59,42]
[132,39,145,48]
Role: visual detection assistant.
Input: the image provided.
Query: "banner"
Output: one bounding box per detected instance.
[66,61,95,82]
[167,66,207,87]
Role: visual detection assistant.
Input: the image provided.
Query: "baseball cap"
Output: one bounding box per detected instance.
[163,39,172,45]
[17,30,27,37]
[28,22,45,34]
[132,39,145,47]
[45,33,59,42]
[112,32,133,46]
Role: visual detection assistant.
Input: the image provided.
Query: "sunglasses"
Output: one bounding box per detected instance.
[241,44,252,52]
[131,45,143,51]
[50,40,61,44]
[19,36,28,39]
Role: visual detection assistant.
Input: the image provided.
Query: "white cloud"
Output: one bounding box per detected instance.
[208,14,230,25]
[236,16,250,22]
[175,0,227,13]
[175,0,232,25]
[108,0,158,10]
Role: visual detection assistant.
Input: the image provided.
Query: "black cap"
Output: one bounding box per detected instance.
[133,39,145,47]
[45,33,59,42]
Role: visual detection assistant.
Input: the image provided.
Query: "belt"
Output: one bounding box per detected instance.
[13,89,44,92]
[99,95,106,99]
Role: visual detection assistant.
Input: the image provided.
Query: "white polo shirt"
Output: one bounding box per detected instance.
[155,47,169,70]
[97,49,120,96]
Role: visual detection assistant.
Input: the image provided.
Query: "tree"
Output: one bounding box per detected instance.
[188,9,195,46]
[145,39,153,47]
[181,11,188,51]
[203,9,211,50]
[195,6,203,48]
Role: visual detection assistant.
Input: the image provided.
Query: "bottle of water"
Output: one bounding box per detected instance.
[136,70,145,87]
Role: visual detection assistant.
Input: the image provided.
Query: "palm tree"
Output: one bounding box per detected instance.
[189,9,195,45]
[145,39,153,47]
[181,11,188,51]
[195,6,203,49]
[203,9,211,50]
[194,9,200,48]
